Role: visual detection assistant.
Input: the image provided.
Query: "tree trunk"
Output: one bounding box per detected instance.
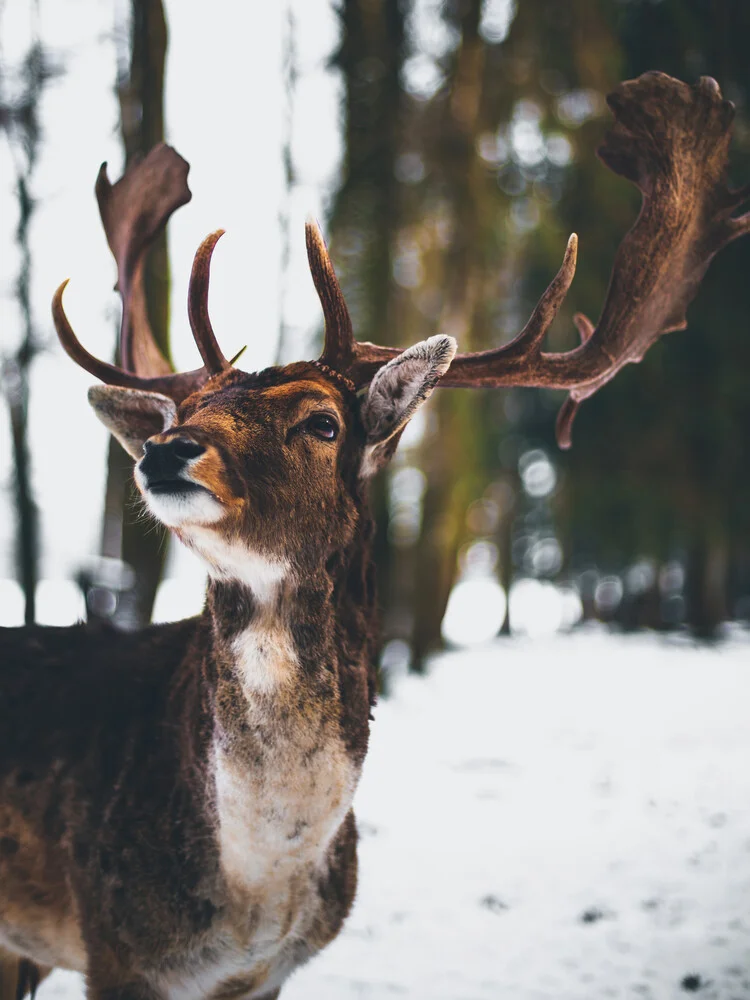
[2,36,51,624]
[99,0,170,628]
[331,0,406,665]
[685,530,728,639]
[409,0,487,666]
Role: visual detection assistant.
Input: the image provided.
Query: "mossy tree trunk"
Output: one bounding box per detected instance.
[409,0,490,667]
[331,0,407,662]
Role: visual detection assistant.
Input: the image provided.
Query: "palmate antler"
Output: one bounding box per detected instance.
[52,144,230,402]
[306,71,750,446]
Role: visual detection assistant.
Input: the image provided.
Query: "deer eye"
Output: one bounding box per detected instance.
[306,413,339,441]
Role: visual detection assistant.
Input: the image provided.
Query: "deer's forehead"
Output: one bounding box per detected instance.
[181,379,348,425]
[261,380,346,410]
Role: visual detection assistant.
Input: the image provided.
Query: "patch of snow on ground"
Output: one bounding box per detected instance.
[40,630,750,999]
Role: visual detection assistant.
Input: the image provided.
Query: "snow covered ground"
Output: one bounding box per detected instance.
[40,630,750,999]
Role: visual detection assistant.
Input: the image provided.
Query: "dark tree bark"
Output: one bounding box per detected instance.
[1,42,56,625]
[331,0,502,668]
[99,0,171,628]
[9,174,39,626]
[410,0,489,667]
[331,0,407,663]
[685,531,728,640]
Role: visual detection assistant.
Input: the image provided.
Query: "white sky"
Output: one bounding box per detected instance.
[0,0,342,594]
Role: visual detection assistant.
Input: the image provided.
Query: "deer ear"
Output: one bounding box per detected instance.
[359,335,457,477]
[88,386,177,460]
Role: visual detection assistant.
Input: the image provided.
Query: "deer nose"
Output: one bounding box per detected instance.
[139,437,206,487]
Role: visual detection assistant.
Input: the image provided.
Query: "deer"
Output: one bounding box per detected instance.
[1,71,749,1000]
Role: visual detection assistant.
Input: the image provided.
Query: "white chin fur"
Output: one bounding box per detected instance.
[143,490,225,528]
[135,469,225,529]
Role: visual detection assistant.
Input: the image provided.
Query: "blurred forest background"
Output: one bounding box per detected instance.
[2,0,750,670]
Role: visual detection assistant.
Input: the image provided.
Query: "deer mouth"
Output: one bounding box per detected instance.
[147,479,210,496]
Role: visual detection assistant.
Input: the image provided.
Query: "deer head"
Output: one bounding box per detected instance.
[52,72,750,577]
[87,335,455,575]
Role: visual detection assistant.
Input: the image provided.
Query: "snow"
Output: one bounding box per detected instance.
[39,630,750,999]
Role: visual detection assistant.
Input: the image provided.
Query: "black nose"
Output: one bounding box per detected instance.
[139,437,206,490]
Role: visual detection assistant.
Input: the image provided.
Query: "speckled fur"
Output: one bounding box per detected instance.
[0,349,450,999]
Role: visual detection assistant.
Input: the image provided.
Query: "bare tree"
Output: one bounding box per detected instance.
[0,32,58,624]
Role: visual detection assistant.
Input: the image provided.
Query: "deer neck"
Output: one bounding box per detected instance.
[192,530,371,902]
[187,521,376,743]
[206,550,299,699]
[202,557,331,725]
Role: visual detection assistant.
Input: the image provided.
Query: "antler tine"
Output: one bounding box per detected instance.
[52,281,206,402]
[555,396,581,450]
[478,233,579,365]
[187,230,230,374]
[305,220,355,370]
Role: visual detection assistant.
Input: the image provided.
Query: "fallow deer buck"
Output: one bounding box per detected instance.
[1,71,749,1000]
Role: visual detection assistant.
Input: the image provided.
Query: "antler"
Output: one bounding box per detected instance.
[187,229,230,373]
[306,222,355,373]
[306,72,750,446]
[95,144,190,376]
[52,145,230,402]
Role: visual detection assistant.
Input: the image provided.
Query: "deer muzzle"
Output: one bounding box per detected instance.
[139,437,207,495]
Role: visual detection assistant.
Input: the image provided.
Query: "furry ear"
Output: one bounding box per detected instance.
[88,386,177,460]
[360,335,457,477]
